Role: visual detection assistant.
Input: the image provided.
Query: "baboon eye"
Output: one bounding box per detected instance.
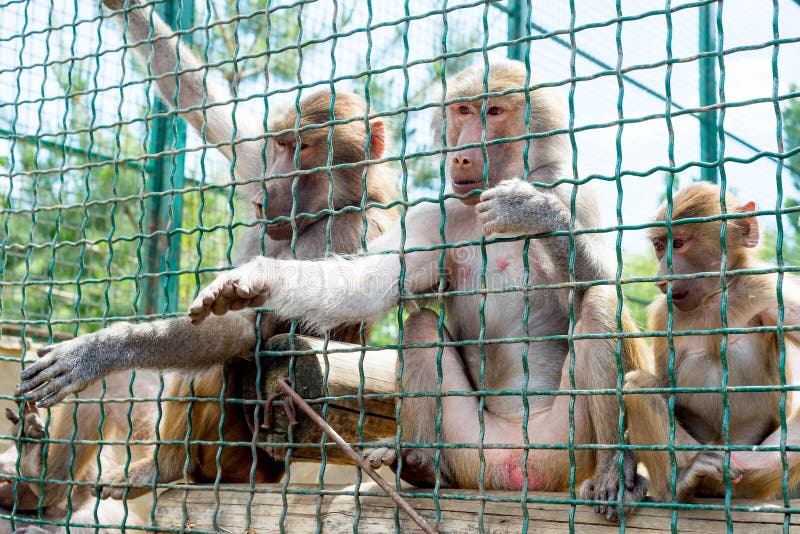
[300,143,310,151]
[653,241,665,252]
[275,140,287,150]
[672,239,686,249]
[458,105,471,115]
[487,106,502,116]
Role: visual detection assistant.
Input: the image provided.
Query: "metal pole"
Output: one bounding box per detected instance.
[506,0,527,61]
[698,2,719,183]
[144,0,193,314]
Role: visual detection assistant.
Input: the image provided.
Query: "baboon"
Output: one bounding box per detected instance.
[625,182,800,500]
[185,60,651,519]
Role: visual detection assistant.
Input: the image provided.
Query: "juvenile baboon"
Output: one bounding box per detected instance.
[624,182,800,500]
[0,376,154,534]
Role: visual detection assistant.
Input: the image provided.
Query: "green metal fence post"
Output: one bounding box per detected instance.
[505,0,528,61]
[698,2,719,183]
[143,0,194,315]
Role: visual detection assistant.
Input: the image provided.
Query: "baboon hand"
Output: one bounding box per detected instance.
[102,0,140,11]
[17,335,109,408]
[189,257,272,324]
[103,0,139,11]
[677,451,744,501]
[476,179,567,237]
[8,407,46,481]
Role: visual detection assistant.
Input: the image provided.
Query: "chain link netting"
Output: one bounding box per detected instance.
[1,0,799,532]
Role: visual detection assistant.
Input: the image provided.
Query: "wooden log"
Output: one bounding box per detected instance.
[0,334,43,359]
[153,483,800,533]
[234,334,398,464]
[0,325,73,344]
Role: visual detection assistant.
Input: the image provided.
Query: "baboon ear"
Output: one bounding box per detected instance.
[739,201,759,248]
[5,408,19,426]
[369,120,385,160]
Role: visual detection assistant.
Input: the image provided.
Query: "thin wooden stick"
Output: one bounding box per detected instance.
[275,377,437,534]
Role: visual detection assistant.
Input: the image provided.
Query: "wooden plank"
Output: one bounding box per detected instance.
[0,325,72,343]
[0,335,40,359]
[153,483,800,533]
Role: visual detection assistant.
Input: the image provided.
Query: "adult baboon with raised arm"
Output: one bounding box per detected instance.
[18,59,649,520]
[6,0,398,514]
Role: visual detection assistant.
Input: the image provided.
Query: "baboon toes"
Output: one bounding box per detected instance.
[363,446,396,470]
[361,442,437,488]
[398,449,437,488]
[582,452,648,522]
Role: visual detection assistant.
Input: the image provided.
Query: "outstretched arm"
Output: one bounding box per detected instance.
[190,255,396,330]
[18,311,259,407]
[103,0,263,179]
[18,206,440,408]
[189,207,442,329]
[196,178,608,326]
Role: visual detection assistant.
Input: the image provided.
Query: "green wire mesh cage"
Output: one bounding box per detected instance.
[1,0,799,532]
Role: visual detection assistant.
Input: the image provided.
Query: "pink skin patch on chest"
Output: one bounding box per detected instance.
[461,265,472,279]
[496,257,509,271]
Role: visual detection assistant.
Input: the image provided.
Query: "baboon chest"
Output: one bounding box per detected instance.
[441,239,568,402]
[443,241,562,339]
[674,333,778,444]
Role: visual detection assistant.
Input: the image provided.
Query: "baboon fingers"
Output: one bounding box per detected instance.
[32,375,82,408]
[249,294,268,308]
[17,362,66,397]
[5,409,19,426]
[188,300,210,324]
[19,356,55,383]
[23,414,44,439]
[219,281,237,299]
[210,293,233,316]
[364,447,394,470]
[477,208,495,225]
[478,188,495,203]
